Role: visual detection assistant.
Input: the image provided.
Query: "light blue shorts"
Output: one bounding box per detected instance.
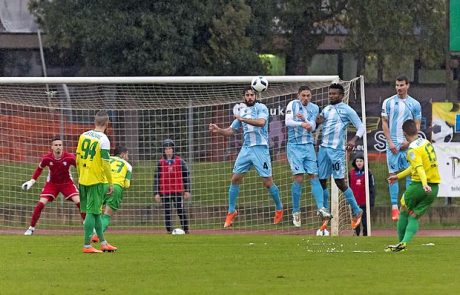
[233,145,272,177]
[286,143,318,175]
[386,148,409,173]
[318,146,346,179]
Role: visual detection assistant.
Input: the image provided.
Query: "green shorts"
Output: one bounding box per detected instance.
[401,182,439,217]
[79,183,109,214]
[104,184,124,211]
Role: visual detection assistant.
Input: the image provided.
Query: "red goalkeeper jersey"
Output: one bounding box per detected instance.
[32,152,76,185]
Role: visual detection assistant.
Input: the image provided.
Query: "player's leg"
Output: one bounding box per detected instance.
[163,194,173,233]
[63,182,86,220]
[25,196,50,235]
[361,205,368,236]
[100,184,123,232]
[287,143,305,225]
[386,149,401,220]
[305,144,327,215]
[318,146,332,212]
[226,147,251,225]
[174,194,189,233]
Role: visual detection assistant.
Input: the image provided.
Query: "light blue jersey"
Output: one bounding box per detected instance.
[285,100,319,144]
[381,95,421,146]
[231,102,269,147]
[319,102,364,150]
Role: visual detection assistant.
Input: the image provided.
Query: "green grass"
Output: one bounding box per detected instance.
[1,234,459,294]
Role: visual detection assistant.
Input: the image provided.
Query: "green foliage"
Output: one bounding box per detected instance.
[1,235,460,294]
[342,0,447,80]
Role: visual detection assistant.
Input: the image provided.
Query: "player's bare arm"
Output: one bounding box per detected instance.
[346,135,360,150]
[382,116,397,154]
[209,123,235,136]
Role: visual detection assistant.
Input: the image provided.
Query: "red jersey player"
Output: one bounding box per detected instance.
[22,137,85,235]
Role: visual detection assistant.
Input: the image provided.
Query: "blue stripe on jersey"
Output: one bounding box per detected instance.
[231,102,269,146]
[286,100,319,144]
[381,95,422,145]
[320,102,363,150]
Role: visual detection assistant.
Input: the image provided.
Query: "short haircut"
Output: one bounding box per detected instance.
[402,119,418,136]
[51,136,62,143]
[114,145,128,156]
[329,83,344,95]
[242,85,254,95]
[298,85,311,93]
[396,75,409,84]
[95,110,109,127]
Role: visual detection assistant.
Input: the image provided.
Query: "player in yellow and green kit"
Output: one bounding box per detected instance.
[91,146,132,242]
[385,119,441,252]
[76,110,117,253]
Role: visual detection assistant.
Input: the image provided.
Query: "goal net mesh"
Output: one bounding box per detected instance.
[0,77,364,235]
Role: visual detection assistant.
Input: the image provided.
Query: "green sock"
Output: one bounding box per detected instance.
[397,211,409,242]
[94,214,105,242]
[84,214,95,245]
[402,215,419,244]
[102,214,111,232]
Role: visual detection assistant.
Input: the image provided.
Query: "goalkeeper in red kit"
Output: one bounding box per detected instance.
[22,137,85,235]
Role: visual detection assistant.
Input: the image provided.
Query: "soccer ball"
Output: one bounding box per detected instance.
[431,119,453,143]
[172,228,185,235]
[251,76,269,92]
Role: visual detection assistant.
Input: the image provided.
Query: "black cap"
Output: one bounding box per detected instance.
[351,151,364,168]
[163,139,175,148]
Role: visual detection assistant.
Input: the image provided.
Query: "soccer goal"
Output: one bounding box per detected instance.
[0,76,368,236]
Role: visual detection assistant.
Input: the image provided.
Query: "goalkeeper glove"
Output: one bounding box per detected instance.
[22,179,36,190]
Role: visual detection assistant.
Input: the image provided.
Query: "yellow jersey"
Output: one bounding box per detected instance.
[76,130,111,186]
[110,156,132,189]
[406,138,441,184]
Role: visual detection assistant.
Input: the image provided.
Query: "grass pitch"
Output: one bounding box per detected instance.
[1,234,459,294]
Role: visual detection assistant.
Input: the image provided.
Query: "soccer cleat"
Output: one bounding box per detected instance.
[101,243,118,252]
[273,209,284,224]
[292,212,301,227]
[91,234,100,243]
[319,219,329,231]
[224,210,238,228]
[351,210,363,229]
[391,208,400,221]
[318,207,332,220]
[83,246,103,253]
[385,242,407,252]
[24,226,35,236]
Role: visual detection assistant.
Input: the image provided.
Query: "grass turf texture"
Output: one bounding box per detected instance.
[1,234,459,294]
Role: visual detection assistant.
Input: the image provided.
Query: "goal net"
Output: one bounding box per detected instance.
[0,76,368,235]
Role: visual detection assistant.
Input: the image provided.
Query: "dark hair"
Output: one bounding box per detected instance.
[242,85,254,95]
[114,145,128,156]
[163,139,175,148]
[51,136,62,143]
[298,85,311,93]
[329,83,344,94]
[396,75,409,84]
[351,151,365,168]
[402,119,418,136]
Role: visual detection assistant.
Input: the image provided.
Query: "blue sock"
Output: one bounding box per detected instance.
[310,178,324,210]
[343,187,361,215]
[228,184,240,213]
[268,183,283,210]
[389,182,399,206]
[323,188,330,210]
[291,182,302,213]
[405,176,411,189]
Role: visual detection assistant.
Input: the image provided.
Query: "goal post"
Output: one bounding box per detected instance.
[0,75,368,235]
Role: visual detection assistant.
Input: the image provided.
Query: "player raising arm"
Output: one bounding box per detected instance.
[385,119,440,252]
[76,110,116,253]
[209,86,283,228]
[22,137,85,235]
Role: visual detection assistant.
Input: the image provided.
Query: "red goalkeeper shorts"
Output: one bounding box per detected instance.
[40,181,79,202]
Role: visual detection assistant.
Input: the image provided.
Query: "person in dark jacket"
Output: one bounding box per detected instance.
[348,151,375,236]
[154,139,190,234]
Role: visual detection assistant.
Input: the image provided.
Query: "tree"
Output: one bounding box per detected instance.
[29,0,269,76]
[342,0,447,83]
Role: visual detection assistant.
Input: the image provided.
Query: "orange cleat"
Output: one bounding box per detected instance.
[273,209,284,224]
[83,246,103,253]
[91,234,100,243]
[320,219,329,231]
[391,208,400,221]
[224,211,238,228]
[351,210,363,229]
[101,243,118,252]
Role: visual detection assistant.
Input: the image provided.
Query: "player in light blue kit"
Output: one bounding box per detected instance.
[209,86,283,228]
[285,85,331,227]
[317,83,365,230]
[381,75,421,221]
